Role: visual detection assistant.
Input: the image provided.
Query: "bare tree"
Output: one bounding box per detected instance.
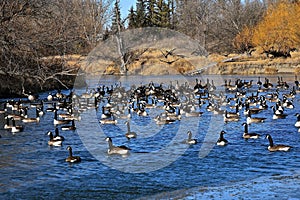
[0,0,111,96]
[175,0,265,53]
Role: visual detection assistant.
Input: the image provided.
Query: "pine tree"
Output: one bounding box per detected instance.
[136,0,147,27]
[146,0,157,27]
[111,0,123,34]
[128,6,137,29]
[157,0,171,28]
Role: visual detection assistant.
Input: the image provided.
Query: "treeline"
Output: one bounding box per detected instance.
[112,0,300,56]
[114,0,266,53]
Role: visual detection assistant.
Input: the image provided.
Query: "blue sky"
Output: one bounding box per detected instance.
[119,0,136,17]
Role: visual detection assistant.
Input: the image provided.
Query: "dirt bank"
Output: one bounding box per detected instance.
[80,49,300,76]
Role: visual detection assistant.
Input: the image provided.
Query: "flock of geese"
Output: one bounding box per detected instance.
[1,75,300,162]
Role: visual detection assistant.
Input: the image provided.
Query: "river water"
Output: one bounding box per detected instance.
[1,74,300,199]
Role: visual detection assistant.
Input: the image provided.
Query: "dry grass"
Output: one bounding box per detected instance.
[264,67,278,74]
[50,49,300,75]
[294,67,300,74]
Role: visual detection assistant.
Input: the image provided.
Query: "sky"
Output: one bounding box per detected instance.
[119,0,136,18]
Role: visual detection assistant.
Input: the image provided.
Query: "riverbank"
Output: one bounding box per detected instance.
[1,50,299,98]
[80,49,300,76]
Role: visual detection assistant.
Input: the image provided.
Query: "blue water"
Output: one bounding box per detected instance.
[1,75,300,199]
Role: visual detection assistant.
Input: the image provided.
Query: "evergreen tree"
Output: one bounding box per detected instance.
[146,0,158,27]
[157,0,171,28]
[128,6,137,29]
[111,0,123,34]
[136,0,147,27]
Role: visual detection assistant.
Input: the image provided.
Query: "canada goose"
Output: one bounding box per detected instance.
[47,93,53,101]
[54,110,71,125]
[185,131,197,144]
[242,123,260,139]
[154,115,176,125]
[226,105,240,117]
[5,113,23,121]
[137,103,148,116]
[4,117,12,129]
[27,92,38,101]
[263,78,273,89]
[99,115,117,125]
[272,106,287,119]
[0,103,7,114]
[295,75,299,87]
[246,112,266,124]
[243,102,261,115]
[294,113,300,127]
[101,106,112,119]
[217,130,228,146]
[54,127,65,141]
[185,110,203,117]
[124,121,137,140]
[10,117,24,133]
[282,97,294,109]
[46,102,57,112]
[61,120,76,131]
[47,131,63,146]
[65,146,81,163]
[265,134,292,152]
[22,108,40,123]
[224,110,239,122]
[257,77,262,86]
[105,137,131,155]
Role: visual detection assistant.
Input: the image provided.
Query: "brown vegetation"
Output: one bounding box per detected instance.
[234,0,300,57]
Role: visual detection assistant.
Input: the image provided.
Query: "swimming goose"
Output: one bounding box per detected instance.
[265,134,292,152]
[272,106,287,119]
[294,113,300,127]
[61,120,76,131]
[65,146,81,163]
[5,112,23,121]
[22,108,40,123]
[217,130,228,146]
[185,109,203,117]
[263,78,273,89]
[246,112,266,124]
[185,131,197,144]
[124,121,137,140]
[105,137,131,155]
[4,117,12,129]
[282,97,294,109]
[154,115,176,125]
[0,103,7,114]
[242,123,260,139]
[47,93,53,101]
[46,103,57,112]
[226,105,240,117]
[257,77,262,86]
[54,127,65,141]
[47,131,63,146]
[295,75,299,88]
[99,115,117,125]
[53,110,71,125]
[224,110,239,122]
[10,117,24,133]
[101,106,112,119]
